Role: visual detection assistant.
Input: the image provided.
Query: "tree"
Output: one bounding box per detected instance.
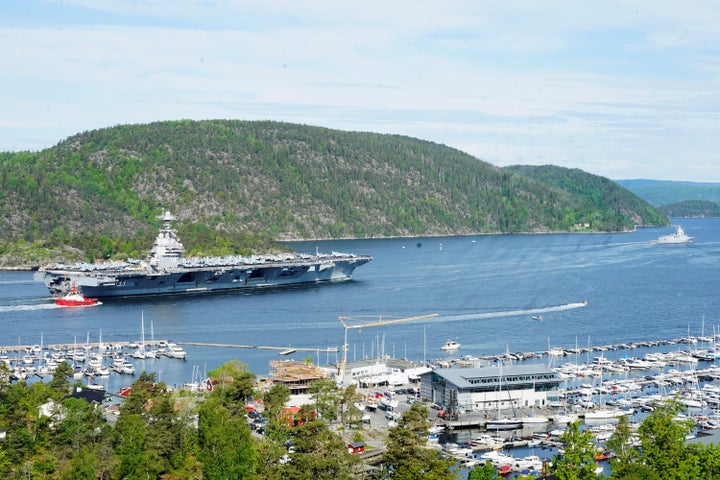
[638,399,696,479]
[53,397,107,451]
[49,360,73,394]
[275,415,357,480]
[607,414,641,477]
[551,420,599,480]
[198,397,257,479]
[144,393,184,472]
[307,378,341,422]
[114,413,149,479]
[468,462,498,479]
[58,447,97,480]
[120,371,158,415]
[339,384,362,428]
[0,363,11,393]
[384,403,455,479]
[688,442,720,479]
[263,383,291,420]
[208,360,256,416]
[611,463,661,480]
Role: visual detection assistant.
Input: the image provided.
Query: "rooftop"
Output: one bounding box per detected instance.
[422,363,559,389]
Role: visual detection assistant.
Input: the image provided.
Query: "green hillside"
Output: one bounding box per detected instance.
[506,165,668,230]
[0,120,667,266]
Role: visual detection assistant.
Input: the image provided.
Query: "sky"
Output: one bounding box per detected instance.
[1,1,719,182]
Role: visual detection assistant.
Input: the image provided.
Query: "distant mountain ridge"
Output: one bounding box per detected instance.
[0,120,667,266]
[616,179,720,206]
[616,179,720,218]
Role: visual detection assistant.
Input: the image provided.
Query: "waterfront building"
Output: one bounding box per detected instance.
[419,363,561,413]
[337,357,431,388]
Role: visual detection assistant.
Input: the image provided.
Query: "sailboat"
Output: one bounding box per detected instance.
[85,330,110,377]
[131,312,148,359]
[147,319,158,358]
[584,368,629,420]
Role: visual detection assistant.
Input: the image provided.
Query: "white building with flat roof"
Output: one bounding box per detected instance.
[419,363,560,413]
[337,357,431,388]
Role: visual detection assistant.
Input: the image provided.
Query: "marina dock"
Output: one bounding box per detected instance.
[176,341,338,353]
[0,340,338,355]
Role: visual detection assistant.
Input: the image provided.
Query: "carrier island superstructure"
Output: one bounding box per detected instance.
[35,211,372,298]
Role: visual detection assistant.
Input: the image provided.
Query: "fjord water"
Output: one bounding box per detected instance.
[1,218,718,391]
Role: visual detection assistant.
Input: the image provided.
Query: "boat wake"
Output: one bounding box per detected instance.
[0,303,58,313]
[433,301,588,323]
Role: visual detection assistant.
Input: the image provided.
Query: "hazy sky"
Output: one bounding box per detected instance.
[2,1,719,181]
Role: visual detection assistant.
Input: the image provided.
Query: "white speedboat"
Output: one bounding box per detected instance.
[658,225,693,244]
[522,414,549,424]
[552,411,579,424]
[440,339,461,351]
[485,416,523,430]
[584,407,629,420]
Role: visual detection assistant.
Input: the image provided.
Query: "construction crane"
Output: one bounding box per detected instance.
[337,313,438,385]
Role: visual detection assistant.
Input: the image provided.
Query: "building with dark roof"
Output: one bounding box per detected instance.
[419,363,560,414]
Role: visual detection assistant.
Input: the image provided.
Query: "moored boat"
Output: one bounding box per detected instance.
[485,417,523,430]
[110,358,136,375]
[165,342,188,360]
[521,414,549,424]
[583,407,629,420]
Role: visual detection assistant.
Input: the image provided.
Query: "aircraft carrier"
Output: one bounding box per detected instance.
[35,211,372,298]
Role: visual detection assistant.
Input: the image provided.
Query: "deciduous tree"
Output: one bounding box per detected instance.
[198,397,257,479]
[551,420,598,480]
[638,399,696,480]
[606,414,640,477]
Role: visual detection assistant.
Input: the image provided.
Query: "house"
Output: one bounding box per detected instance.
[38,386,108,426]
[280,406,316,428]
[347,441,365,454]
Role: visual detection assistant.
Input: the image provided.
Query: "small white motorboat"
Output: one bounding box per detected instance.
[440,339,461,351]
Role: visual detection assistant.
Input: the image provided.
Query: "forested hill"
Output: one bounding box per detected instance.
[505,165,667,228]
[0,120,666,265]
[658,200,720,218]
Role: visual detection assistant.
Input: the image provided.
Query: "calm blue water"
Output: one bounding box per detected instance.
[1,218,718,392]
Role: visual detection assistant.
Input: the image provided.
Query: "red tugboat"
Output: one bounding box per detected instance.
[54,284,101,307]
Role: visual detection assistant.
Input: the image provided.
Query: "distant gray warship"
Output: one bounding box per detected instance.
[35,211,372,298]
